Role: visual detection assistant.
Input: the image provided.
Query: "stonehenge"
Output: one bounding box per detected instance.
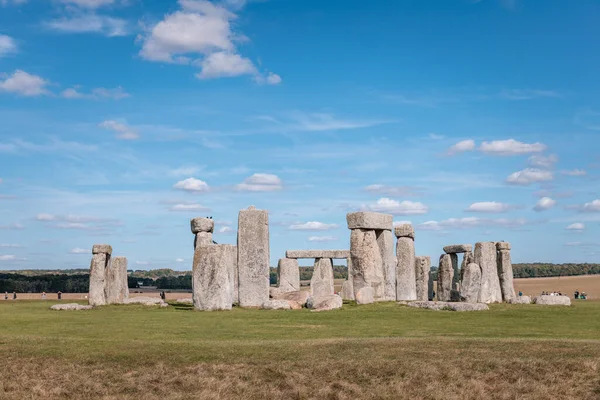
[88,244,130,307]
[437,254,454,302]
[496,242,516,302]
[475,242,503,303]
[277,258,300,293]
[284,250,349,300]
[105,256,129,305]
[193,244,236,311]
[395,224,417,301]
[414,256,430,301]
[310,258,335,297]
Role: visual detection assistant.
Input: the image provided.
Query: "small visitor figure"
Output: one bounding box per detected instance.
[57,291,62,300]
[41,292,47,300]
[574,290,580,300]
[12,291,17,300]
[4,292,7,300]
[518,291,523,297]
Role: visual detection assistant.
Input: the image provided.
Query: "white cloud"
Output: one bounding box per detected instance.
[0,255,17,261]
[534,197,556,212]
[393,221,412,227]
[175,258,185,262]
[308,236,338,242]
[480,139,546,156]
[364,185,417,197]
[36,213,56,221]
[418,217,528,231]
[566,223,585,231]
[136,260,149,265]
[506,168,553,185]
[288,112,388,132]
[0,222,25,230]
[447,139,475,155]
[0,34,17,57]
[46,14,129,37]
[59,0,116,9]
[61,86,130,100]
[99,120,139,140]
[289,221,339,231]
[0,70,50,96]
[581,200,600,213]
[499,89,560,100]
[528,154,558,168]
[196,51,256,79]
[236,173,283,192]
[254,72,282,85]
[218,226,233,234]
[466,201,511,213]
[0,244,21,248]
[169,166,202,177]
[363,198,428,216]
[169,203,210,211]
[561,169,587,177]
[70,248,88,254]
[173,177,210,192]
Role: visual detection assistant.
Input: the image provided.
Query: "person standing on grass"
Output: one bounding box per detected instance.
[518,291,523,297]
[12,291,17,300]
[4,292,7,300]
[58,291,62,300]
[41,292,47,300]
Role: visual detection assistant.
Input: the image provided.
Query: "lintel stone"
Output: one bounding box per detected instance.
[496,242,511,251]
[346,212,393,230]
[92,244,112,255]
[394,224,415,239]
[190,217,214,234]
[285,250,350,259]
[443,244,472,254]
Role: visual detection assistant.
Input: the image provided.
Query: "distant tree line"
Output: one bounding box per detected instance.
[512,263,600,278]
[0,273,89,293]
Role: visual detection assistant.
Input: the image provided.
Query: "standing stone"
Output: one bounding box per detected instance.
[278,258,300,293]
[437,254,453,302]
[414,256,431,301]
[475,242,503,304]
[428,272,434,301]
[350,229,384,300]
[194,232,213,248]
[460,251,474,281]
[89,244,112,306]
[450,253,460,291]
[193,244,235,311]
[377,229,397,301]
[105,256,129,305]
[225,245,239,304]
[310,258,335,297]
[497,243,516,303]
[395,225,417,301]
[341,257,355,300]
[355,286,374,305]
[237,206,270,307]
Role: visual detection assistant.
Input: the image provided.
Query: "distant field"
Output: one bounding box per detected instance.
[1,300,600,399]
[514,274,600,299]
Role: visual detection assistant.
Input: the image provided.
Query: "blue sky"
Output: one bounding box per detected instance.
[1,0,599,270]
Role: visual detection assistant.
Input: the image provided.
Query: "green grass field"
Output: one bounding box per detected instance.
[1,300,600,399]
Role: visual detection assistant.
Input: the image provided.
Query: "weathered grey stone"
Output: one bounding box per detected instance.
[497,249,516,302]
[105,256,129,305]
[277,258,300,293]
[533,295,571,306]
[92,244,112,255]
[406,301,489,312]
[237,207,269,308]
[271,290,310,306]
[496,241,511,251]
[355,286,374,305]
[341,280,355,301]
[377,229,397,301]
[351,229,385,301]
[460,263,481,303]
[415,256,431,301]
[123,296,165,306]
[394,224,415,239]
[176,298,194,304]
[50,303,93,311]
[475,242,503,304]
[193,244,235,311]
[347,212,393,230]
[509,296,531,304]
[190,217,214,234]
[306,294,343,312]
[194,232,213,248]
[224,245,238,304]
[269,287,284,299]
[260,299,301,310]
[89,252,109,306]
[437,254,453,302]
[285,250,350,259]
[396,234,417,301]
[450,253,460,291]
[310,258,335,297]
[443,244,472,254]
[460,251,474,281]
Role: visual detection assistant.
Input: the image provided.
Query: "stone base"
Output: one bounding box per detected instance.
[533,295,571,306]
[123,297,168,307]
[509,296,532,304]
[260,300,302,310]
[404,301,489,312]
[50,303,93,311]
[307,295,343,312]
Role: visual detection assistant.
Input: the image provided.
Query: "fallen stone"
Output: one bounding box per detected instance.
[437,254,453,302]
[347,212,393,230]
[415,256,430,301]
[497,249,516,303]
[105,256,129,305]
[50,303,93,311]
[509,296,531,305]
[193,244,235,311]
[355,286,374,305]
[175,298,194,304]
[341,280,355,301]
[310,258,335,297]
[271,290,310,306]
[460,263,481,303]
[443,244,472,254]
[475,242,503,304]
[533,295,571,306]
[396,233,417,301]
[277,258,300,293]
[89,252,108,307]
[237,207,270,308]
[377,229,397,301]
[496,241,511,251]
[307,294,343,312]
[92,244,112,255]
[260,299,301,310]
[351,229,385,301]
[285,250,350,259]
[394,224,415,239]
[406,301,489,312]
[190,217,214,234]
[269,287,284,299]
[123,297,167,306]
